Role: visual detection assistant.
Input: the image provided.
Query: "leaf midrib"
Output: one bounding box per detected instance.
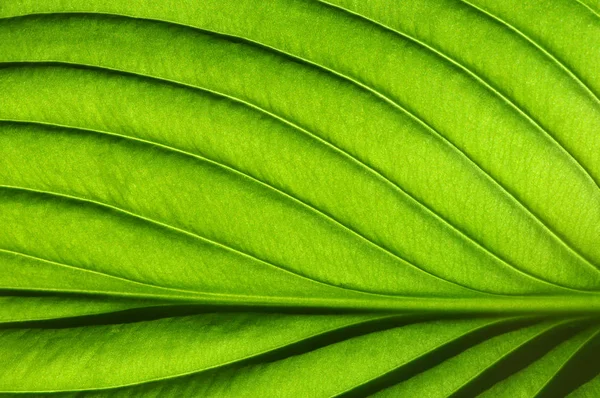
[4,288,600,316]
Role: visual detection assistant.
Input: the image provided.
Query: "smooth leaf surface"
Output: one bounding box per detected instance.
[0,0,599,396]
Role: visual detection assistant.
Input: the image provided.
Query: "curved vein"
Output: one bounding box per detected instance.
[1,12,598,273]
[458,0,600,103]
[0,184,414,298]
[0,247,208,299]
[533,325,600,397]
[0,315,406,395]
[4,61,594,295]
[2,108,586,295]
[0,119,492,296]
[449,319,581,396]
[333,317,535,397]
[314,0,600,191]
[573,0,600,18]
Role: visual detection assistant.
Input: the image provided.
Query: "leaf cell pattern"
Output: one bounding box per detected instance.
[0,0,600,396]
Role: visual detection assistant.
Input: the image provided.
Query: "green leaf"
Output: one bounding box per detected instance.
[0,0,599,395]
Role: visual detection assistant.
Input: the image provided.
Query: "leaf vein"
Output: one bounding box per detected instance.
[2,12,598,273]
[0,119,486,295]
[314,0,600,190]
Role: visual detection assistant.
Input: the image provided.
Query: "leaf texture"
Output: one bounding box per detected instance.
[0,0,599,396]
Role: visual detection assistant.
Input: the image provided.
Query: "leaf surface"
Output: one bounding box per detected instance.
[0,0,599,395]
